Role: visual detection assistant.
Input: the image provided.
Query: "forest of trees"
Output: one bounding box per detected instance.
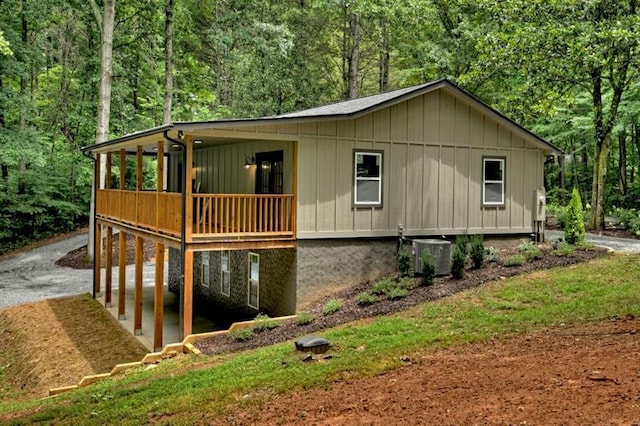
[1,0,639,254]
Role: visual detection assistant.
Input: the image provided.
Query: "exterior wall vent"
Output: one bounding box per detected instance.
[412,239,452,276]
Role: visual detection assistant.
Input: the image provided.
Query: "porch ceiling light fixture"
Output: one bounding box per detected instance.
[194,139,202,144]
[244,156,255,169]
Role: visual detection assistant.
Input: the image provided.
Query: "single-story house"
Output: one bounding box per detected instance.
[82,79,562,350]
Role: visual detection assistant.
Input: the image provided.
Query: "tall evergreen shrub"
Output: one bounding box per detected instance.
[564,188,586,245]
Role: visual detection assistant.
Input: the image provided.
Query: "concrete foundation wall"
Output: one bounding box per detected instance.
[295,238,398,309]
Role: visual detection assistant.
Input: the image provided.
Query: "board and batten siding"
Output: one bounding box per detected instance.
[295,89,544,238]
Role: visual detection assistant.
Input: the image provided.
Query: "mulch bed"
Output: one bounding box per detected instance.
[195,245,609,356]
[55,233,157,269]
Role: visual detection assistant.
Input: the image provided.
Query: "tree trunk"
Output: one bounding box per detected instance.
[163,0,173,124]
[17,0,27,195]
[88,0,115,260]
[379,17,389,92]
[348,13,360,99]
[618,130,627,198]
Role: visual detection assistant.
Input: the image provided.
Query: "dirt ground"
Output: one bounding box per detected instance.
[55,232,157,269]
[217,315,640,425]
[0,294,148,399]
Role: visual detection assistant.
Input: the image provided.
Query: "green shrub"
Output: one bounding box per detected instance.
[397,277,415,290]
[356,291,380,306]
[252,313,279,332]
[386,286,409,300]
[396,246,413,277]
[451,244,466,279]
[546,203,568,228]
[484,246,500,263]
[555,241,575,257]
[322,298,344,315]
[469,235,485,269]
[296,311,315,326]
[455,232,469,256]
[610,206,640,235]
[518,239,542,260]
[229,327,255,342]
[564,188,586,245]
[503,254,526,267]
[372,278,396,296]
[420,249,436,286]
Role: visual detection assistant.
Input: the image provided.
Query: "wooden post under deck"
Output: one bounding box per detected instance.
[185,137,193,242]
[118,149,127,320]
[181,248,193,340]
[154,139,165,351]
[134,235,143,335]
[105,226,113,307]
[94,153,102,297]
[154,243,165,351]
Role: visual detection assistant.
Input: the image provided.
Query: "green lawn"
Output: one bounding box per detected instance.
[1,253,639,425]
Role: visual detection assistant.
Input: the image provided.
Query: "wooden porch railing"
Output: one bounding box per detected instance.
[193,194,295,237]
[96,190,295,240]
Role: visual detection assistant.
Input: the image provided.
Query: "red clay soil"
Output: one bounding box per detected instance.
[215,315,640,425]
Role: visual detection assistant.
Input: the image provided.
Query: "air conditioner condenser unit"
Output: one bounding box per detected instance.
[412,239,452,276]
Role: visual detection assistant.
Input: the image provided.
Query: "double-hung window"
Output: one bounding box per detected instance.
[354,150,383,207]
[248,253,259,309]
[221,250,230,297]
[201,252,210,287]
[482,157,505,206]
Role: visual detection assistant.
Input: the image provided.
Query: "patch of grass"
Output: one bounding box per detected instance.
[296,311,315,326]
[503,254,526,267]
[322,299,344,316]
[356,291,380,306]
[3,255,640,425]
[556,242,576,257]
[229,328,255,342]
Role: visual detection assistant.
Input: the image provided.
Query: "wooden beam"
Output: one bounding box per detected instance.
[94,219,102,297]
[181,249,193,340]
[105,226,113,307]
[154,242,165,351]
[136,145,143,191]
[105,152,112,190]
[118,231,127,320]
[156,140,164,231]
[185,136,193,242]
[292,141,298,238]
[96,218,181,248]
[119,149,126,189]
[134,236,143,335]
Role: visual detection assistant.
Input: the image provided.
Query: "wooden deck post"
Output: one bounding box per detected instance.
[181,248,193,340]
[94,219,102,297]
[185,136,193,242]
[105,226,113,307]
[118,231,126,320]
[134,235,143,335]
[154,243,165,351]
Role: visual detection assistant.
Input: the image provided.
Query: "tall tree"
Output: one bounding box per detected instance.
[163,0,173,124]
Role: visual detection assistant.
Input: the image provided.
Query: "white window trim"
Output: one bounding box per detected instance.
[248,252,259,310]
[353,150,383,208]
[201,252,210,288]
[482,157,505,206]
[221,250,230,297]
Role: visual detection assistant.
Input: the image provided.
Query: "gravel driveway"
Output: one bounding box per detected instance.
[546,230,640,253]
[0,233,93,309]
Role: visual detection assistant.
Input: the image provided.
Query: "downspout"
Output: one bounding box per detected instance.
[82,150,98,299]
[163,130,187,332]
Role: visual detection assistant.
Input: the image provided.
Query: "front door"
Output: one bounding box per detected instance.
[255,150,284,194]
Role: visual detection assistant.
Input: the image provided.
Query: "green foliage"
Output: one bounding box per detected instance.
[503,254,526,267]
[396,246,413,277]
[451,245,466,279]
[565,188,586,245]
[469,235,485,269]
[296,311,315,326]
[356,291,380,306]
[546,203,568,228]
[518,240,542,261]
[610,207,640,236]
[484,246,500,263]
[386,286,409,300]
[371,277,415,300]
[455,233,469,256]
[420,250,436,286]
[252,314,279,333]
[555,242,576,257]
[322,299,344,316]
[229,328,255,342]
[371,278,396,296]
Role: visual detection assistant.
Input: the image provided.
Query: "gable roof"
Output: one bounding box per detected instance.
[82,79,563,155]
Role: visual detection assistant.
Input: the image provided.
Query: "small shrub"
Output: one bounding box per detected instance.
[451,244,466,279]
[503,254,526,267]
[397,246,413,277]
[469,235,485,269]
[372,278,396,296]
[229,327,255,342]
[455,232,469,256]
[420,249,436,286]
[518,239,542,260]
[546,203,568,228]
[296,311,315,326]
[484,246,500,263]
[252,313,279,332]
[356,291,380,306]
[386,286,409,300]
[397,277,415,290]
[323,298,344,315]
[555,241,575,257]
[564,188,586,245]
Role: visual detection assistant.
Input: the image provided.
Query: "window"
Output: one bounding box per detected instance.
[221,250,230,297]
[483,157,505,206]
[354,151,383,207]
[201,252,210,288]
[248,253,259,309]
